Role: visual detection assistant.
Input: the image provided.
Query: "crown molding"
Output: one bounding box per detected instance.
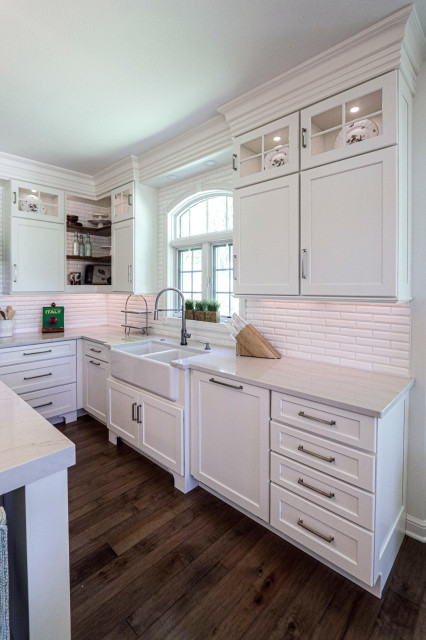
[93,155,140,197]
[218,5,426,136]
[137,116,231,183]
[0,151,95,196]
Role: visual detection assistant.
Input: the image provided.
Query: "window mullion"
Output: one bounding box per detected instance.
[201,241,210,300]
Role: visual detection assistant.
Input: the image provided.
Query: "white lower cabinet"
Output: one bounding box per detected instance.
[83,357,108,423]
[190,371,270,522]
[107,378,184,476]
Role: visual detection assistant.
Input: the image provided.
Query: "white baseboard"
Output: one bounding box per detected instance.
[406,514,426,542]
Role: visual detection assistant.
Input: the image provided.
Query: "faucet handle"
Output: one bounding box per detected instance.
[199,341,211,351]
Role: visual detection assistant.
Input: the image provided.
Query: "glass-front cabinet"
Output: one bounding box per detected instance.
[300,71,397,169]
[232,113,299,188]
[11,180,64,223]
[111,182,134,222]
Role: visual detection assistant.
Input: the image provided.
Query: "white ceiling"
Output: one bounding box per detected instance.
[1,0,425,176]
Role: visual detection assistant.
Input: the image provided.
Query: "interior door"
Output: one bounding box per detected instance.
[300,147,397,297]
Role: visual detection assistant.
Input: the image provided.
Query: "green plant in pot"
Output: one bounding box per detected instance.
[194,299,208,321]
[185,298,194,320]
[205,299,221,323]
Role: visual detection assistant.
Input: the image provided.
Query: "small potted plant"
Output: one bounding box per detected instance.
[194,299,208,321]
[205,300,221,323]
[185,298,194,320]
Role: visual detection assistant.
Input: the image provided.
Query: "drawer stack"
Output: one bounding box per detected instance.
[270,392,377,585]
[0,340,77,420]
[82,339,110,424]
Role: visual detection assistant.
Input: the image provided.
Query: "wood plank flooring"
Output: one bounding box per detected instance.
[61,415,426,640]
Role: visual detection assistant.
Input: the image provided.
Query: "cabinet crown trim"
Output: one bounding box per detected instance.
[218,5,426,136]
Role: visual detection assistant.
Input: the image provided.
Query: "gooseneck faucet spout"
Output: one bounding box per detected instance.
[154,287,192,346]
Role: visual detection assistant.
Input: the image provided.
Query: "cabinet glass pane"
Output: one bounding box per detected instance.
[311,106,342,155]
[122,188,131,217]
[18,187,58,218]
[240,134,262,179]
[114,192,122,219]
[264,126,290,170]
[344,89,382,147]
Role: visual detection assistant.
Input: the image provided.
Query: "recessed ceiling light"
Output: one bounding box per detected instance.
[273,136,281,142]
[167,174,178,180]
[204,159,218,167]
[350,106,360,113]
[31,189,37,193]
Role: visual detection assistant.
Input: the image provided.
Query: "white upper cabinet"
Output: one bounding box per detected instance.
[233,174,299,296]
[300,147,398,298]
[112,219,134,293]
[300,72,397,170]
[232,113,299,188]
[111,182,134,223]
[11,180,64,224]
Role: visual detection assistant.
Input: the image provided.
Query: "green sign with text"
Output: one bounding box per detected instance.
[42,303,64,332]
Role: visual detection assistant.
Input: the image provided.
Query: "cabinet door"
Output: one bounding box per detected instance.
[10,218,64,293]
[233,112,299,188]
[191,371,270,521]
[300,71,397,170]
[111,182,134,223]
[300,147,397,297]
[112,219,134,292]
[139,392,184,475]
[83,357,108,423]
[11,180,65,223]
[233,174,299,295]
[107,379,139,445]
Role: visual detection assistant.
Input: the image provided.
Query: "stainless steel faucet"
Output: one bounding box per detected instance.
[153,287,191,346]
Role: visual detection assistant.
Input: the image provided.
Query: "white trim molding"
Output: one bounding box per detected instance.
[218,5,426,136]
[94,155,140,197]
[406,514,426,542]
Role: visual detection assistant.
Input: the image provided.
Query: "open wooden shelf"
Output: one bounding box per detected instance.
[67,224,111,237]
[66,255,111,264]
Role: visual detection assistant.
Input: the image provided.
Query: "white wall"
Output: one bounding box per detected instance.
[407,61,426,539]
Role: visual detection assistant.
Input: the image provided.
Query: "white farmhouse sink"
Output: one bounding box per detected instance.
[110,340,206,401]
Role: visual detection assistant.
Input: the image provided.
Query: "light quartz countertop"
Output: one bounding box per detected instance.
[0,380,75,495]
[0,325,414,419]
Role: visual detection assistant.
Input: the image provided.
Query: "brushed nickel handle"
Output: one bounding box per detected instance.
[23,349,52,356]
[233,254,238,281]
[209,378,243,391]
[33,401,53,410]
[23,372,53,380]
[128,265,132,283]
[298,445,335,463]
[299,411,336,426]
[301,127,307,148]
[13,264,18,283]
[297,518,334,543]
[89,360,101,366]
[89,348,102,353]
[298,478,335,499]
[128,194,132,206]
[301,249,307,279]
[137,403,142,424]
[13,191,17,204]
[132,402,137,421]
[232,154,237,171]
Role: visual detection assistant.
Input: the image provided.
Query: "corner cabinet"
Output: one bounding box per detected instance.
[111,182,157,294]
[231,70,412,302]
[2,181,65,293]
[190,371,270,521]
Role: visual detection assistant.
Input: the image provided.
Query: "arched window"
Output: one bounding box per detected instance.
[170,191,237,318]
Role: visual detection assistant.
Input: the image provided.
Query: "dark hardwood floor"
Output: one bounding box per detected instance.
[60,415,426,640]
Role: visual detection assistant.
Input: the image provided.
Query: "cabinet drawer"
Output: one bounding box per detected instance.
[20,383,77,419]
[270,452,375,530]
[271,392,376,452]
[0,356,76,394]
[270,484,374,585]
[0,340,76,367]
[83,340,109,363]
[270,421,375,491]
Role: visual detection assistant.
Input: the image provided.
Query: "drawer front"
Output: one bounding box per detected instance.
[83,340,109,363]
[0,340,77,367]
[270,421,375,491]
[270,452,375,530]
[20,383,77,419]
[271,392,376,452]
[0,356,76,394]
[270,484,374,585]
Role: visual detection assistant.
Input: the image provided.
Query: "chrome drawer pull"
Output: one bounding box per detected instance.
[299,411,336,426]
[23,349,52,356]
[137,404,142,424]
[132,402,137,421]
[89,348,102,353]
[297,518,334,543]
[298,478,335,499]
[209,378,243,391]
[89,360,101,366]
[33,401,53,410]
[23,372,53,380]
[297,445,335,463]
